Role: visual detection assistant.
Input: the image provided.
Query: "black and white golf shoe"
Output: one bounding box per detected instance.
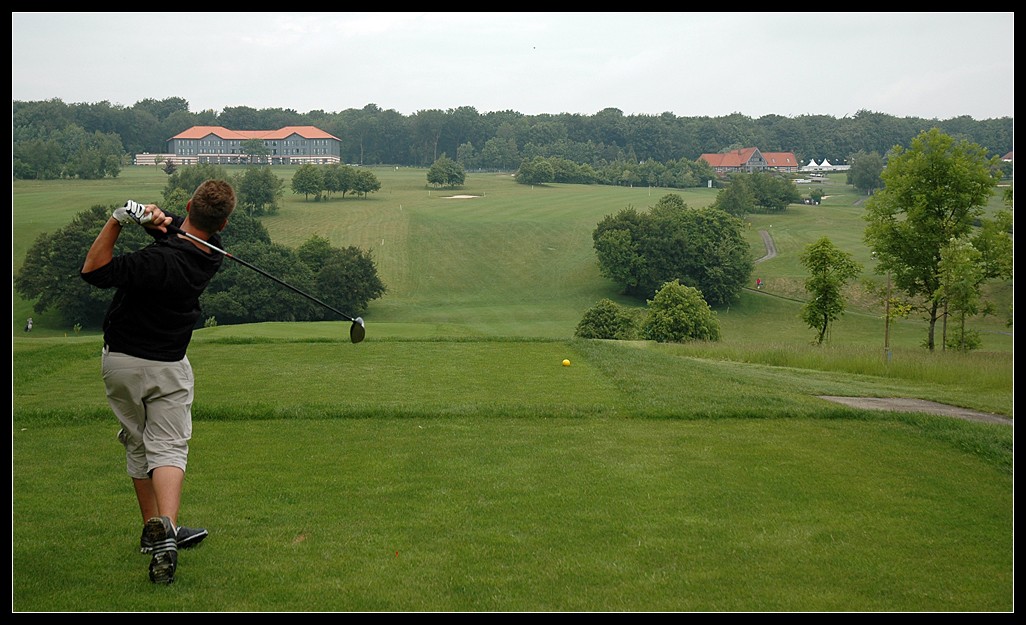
[143,516,178,584]
[141,524,208,553]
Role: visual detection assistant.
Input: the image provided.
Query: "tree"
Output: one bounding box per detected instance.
[711,175,756,218]
[479,136,520,170]
[863,128,1000,351]
[13,138,63,179]
[62,126,124,179]
[235,166,285,215]
[296,235,386,317]
[592,194,752,306]
[747,171,801,212]
[219,210,272,249]
[593,223,646,292]
[291,164,324,200]
[322,164,355,199]
[713,172,799,214]
[846,150,884,195]
[352,169,382,198]
[426,156,465,187]
[574,299,641,340]
[971,205,1014,329]
[970,206,1014,284]
[10,98,1015,179]
[411,109,447,165]
[515,157,555,185]
[241,138,271,165]
[13,204,286,330]
[641,280,720,343]
[799,237,862,345]
[14,205,156,328]
[163,163,230,205]
[456,141,477,169]
[201,242,321,323]
[936,236,984,352]
[11,118,124,180]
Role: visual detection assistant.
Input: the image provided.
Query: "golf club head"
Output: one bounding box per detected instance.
[350,317,366,344]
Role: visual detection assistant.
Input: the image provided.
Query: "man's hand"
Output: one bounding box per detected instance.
[113,201,172,232]
[113,200,154,226]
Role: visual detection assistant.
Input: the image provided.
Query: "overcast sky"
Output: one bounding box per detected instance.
[12,12,1014,121]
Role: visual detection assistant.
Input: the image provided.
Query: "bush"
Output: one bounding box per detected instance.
[575,299,641,340]
[642,280,720,343]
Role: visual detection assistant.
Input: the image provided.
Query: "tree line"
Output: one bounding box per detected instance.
[12,97,1014,180]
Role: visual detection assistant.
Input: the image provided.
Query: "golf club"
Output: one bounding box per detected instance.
[164,222,365,344]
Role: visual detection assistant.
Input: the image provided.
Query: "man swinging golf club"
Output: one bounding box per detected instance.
[81,180,236,584]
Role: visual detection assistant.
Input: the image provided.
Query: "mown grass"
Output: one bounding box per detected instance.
[12,167,1013,612]
[13,409,1013,611]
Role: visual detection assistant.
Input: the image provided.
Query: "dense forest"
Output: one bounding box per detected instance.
[11,97,1014,180]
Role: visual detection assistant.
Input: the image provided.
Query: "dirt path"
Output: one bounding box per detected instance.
[755,230,776,263]
[818,396,1012,425]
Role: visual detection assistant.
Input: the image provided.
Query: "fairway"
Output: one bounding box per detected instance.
[12,167,1013,612]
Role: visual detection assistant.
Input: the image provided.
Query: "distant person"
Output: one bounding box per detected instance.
[756,278,763,290]
[80,180,236,584]
[24,317,33,332]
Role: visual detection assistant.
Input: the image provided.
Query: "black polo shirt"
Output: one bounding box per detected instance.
[81,218,224,362]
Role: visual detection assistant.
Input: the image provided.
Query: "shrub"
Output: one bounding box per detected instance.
[575,299,641,340]
[642,280,720,343]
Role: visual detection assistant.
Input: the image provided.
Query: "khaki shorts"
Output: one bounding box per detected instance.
[102,347,193,479]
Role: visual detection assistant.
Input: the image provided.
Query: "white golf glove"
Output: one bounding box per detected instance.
[113,200,154,226]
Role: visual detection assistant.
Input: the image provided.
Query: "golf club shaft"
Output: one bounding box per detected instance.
[166,223,358,322]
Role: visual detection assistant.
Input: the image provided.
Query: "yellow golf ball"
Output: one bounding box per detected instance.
[562,359,571,366]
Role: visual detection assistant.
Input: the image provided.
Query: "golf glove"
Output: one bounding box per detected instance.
[113,200,154,226]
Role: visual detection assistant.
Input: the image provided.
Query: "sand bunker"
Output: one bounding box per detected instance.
[442,195,479,199]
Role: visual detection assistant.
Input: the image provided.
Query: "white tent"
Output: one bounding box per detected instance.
[806,159,819,168]
[821,159,832,168]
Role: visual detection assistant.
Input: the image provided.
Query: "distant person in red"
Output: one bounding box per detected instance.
[756,278,763,290]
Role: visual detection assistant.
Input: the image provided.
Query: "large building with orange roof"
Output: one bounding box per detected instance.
[136,125,342,166]
[698,147,767,174]
[698,147,801,175]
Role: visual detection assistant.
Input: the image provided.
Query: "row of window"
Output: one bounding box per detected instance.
[171,138,338,155]
[171,147,336,156]
[185,138,335,146]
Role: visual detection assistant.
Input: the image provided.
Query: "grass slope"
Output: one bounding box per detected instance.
[12,167,1013,612]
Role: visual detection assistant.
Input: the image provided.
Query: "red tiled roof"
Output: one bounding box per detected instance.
[762,152,798,167]
[263,126,340,140]
[172,126,248,140]
[699,147,759,168]
[170,125,340,141]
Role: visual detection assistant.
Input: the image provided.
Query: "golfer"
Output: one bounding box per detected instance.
[81,179,236,584]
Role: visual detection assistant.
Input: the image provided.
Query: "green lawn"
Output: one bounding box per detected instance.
[12,167,1013,612]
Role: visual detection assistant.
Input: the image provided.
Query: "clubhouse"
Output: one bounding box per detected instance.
[136,125,342,166]
[699,147,802,174]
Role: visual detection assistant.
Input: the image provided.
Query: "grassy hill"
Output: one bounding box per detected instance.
[12,165,1013,348]
[12,166,1013,611]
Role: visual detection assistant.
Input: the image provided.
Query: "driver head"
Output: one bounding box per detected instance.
[350,317,366,344]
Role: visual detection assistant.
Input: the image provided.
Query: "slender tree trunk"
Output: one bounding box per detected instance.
[959,311,967,351]
[926,299,941,351]
[941,301,948,351]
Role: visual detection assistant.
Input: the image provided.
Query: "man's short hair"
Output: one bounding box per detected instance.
[190,179,236,233]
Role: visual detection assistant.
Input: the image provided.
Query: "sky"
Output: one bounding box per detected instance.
[11,12,1015,121]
